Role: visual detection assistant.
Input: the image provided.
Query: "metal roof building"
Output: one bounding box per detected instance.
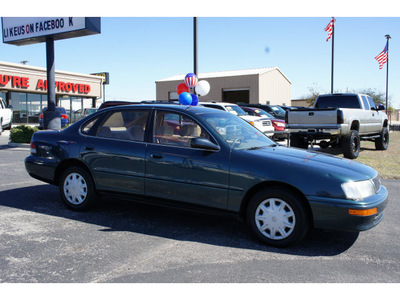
[156,67,291,105]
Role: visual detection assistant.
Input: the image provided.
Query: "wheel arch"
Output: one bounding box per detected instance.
[239,181,314,227]
[350,120,360,131]
[54,159,94,187]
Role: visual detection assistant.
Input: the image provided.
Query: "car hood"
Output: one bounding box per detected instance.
[250,145,377,180]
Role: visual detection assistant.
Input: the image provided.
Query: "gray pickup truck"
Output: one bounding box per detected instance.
[285,93,389,159]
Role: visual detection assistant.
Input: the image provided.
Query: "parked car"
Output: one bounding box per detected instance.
[25,104,388,247]
[82,108,98,117]
[238,103,286,120]
[39,107,69,129]
[200,102,275,137]
[285,93,389,159]
[0,97,13,135]
[241,106,286,140]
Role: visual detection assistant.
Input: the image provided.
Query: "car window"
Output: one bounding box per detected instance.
[367,97,376,110]
[96,109,149,141]
[153,111,212,147]
[362,96,370,110]
[81,117,100,135]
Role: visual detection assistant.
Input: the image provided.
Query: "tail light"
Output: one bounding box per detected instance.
[30,142,37,154]
[61,114,68,120]
[337,109,344,124]
[39,114,43,119]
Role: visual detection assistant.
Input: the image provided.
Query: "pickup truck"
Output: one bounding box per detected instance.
[0,97,13,135]
[285,93,389,159]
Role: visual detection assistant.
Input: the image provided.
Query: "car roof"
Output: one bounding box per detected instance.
[99,103,220,116]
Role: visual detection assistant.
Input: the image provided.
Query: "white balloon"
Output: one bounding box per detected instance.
[195,80,210,96]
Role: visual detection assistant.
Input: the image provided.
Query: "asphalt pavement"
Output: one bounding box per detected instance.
[0,129,399,285]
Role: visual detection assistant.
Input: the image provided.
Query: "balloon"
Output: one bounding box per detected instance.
[179,92,192,105]
[176,83,189,95]
[195,80,210,96]
[191,94,199,106]
[184,73,198,88]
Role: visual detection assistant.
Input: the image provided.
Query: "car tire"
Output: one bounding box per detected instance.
[59,166,96,211]
[246,187,310,248]
[375,127,389,150]
[342,130,360,159]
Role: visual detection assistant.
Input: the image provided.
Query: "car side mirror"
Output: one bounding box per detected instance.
[377,104,385,111]
[190,137,220,151]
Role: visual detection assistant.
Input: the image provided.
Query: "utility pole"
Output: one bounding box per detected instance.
[194,17,198,76]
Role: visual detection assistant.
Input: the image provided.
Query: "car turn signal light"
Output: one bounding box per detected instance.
[348,208,378,216]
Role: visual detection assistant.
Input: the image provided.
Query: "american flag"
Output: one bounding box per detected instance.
[325,18,335,42]
[375,42,388,69]
[184,73,198,88]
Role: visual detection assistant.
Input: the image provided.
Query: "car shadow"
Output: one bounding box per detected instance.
[0,184,359,257]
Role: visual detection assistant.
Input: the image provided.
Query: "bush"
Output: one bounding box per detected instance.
[9,125,39,144]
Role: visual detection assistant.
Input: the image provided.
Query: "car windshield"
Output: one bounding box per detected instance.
[225,105,247,116]
[253,109,273,118]
[198,112,275,150]
[270,106,286,118]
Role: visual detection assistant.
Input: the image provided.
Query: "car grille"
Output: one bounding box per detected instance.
[372,175,381,193]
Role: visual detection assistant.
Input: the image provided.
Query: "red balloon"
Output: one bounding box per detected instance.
[177,83,190,95]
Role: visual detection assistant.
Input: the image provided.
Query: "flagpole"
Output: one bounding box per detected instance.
[331,18,335,94]
[385,34,391,114]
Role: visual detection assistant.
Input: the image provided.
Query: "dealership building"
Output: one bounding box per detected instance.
[0,61,103,124]
[156,67,291,105]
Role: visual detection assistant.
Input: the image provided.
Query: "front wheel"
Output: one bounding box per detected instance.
[59,166,96,211]
[246,188,310,248]
[375,127,389,150]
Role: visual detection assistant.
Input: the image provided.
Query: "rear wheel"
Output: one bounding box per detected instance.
[342,130,360,159]
[375,127,389,150]
[59,166,96,211]
[246,188,310,247]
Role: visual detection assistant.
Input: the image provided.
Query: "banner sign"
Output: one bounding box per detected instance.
[2,17,100,45]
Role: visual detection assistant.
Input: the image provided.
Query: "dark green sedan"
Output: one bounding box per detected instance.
[25,104,388,247]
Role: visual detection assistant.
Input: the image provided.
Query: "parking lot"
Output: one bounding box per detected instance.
[0,130,400,284]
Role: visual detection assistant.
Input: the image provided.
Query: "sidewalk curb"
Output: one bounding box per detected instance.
[8,142,30,148]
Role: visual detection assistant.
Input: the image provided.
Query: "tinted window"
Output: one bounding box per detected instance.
[315,95,361,109]
[96,109,149,141]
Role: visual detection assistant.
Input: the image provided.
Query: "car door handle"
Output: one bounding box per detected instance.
[151,153,163,159]
[85,145,95,151]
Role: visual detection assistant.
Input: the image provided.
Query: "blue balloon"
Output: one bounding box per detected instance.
[191,94,199,106]
[179,92,192,105]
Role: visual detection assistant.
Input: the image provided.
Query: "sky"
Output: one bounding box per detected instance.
[1,1,400,108]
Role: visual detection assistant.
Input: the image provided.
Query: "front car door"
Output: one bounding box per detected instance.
[145,109,230,209]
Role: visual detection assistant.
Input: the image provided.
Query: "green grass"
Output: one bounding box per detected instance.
[321,131,400,180]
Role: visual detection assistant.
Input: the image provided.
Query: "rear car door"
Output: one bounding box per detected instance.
[80,108,150,195]
[145,109,230,209]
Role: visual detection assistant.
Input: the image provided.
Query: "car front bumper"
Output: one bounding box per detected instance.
[308,185,389,232]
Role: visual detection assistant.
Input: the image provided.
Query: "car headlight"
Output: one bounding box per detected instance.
[341,179,376,201]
